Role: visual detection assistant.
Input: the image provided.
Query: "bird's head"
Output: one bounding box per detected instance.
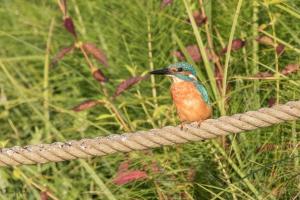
[150,62,197,82]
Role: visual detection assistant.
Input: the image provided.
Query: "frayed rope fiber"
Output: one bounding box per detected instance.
[0,100,300,167]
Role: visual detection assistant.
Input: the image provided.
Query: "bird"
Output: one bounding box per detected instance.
[150,62,212,126]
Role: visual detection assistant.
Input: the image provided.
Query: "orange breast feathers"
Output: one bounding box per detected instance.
[170,81,212,123]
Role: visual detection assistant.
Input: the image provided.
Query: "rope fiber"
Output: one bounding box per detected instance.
[1,100,300,167]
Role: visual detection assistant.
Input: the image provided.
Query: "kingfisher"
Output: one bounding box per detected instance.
[150,62,212,125]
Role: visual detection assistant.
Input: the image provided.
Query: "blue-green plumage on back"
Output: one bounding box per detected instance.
[194,82,210,104]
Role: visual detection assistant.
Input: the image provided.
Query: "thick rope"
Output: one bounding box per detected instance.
[1,100,300,167]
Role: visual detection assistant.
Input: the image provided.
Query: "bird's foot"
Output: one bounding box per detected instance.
[197,120,203,128]
[180,123,184,130]
[180,122,187,130]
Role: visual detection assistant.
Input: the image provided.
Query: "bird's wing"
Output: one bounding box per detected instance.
[194,82,210,104]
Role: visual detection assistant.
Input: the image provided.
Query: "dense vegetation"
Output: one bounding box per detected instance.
[0,0,300,199]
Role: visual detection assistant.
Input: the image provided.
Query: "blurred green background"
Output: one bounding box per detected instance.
[0,0,300,199]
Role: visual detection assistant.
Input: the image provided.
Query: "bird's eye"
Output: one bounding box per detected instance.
[177,68,183,72]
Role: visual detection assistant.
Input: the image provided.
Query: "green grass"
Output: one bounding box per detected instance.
[0,0,300,199]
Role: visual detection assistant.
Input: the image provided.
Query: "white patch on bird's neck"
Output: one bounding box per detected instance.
[171,74,197,82]
[171,76,184,83]
[188,74,197,80]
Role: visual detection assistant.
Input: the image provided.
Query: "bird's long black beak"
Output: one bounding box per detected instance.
[149,68,170,75]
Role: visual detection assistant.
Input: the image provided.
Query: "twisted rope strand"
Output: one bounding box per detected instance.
[1,100,300,167]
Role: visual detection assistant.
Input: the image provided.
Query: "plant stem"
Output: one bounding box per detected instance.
[106,100,131,132]
[259,30,300,54]
[43,18,55,142]
[182,0,220,108]
[199,0,227,147]
[267,8,280,104]
[252,0,260,108]
[198,0,224,82]
[71,0,86,36]
[79,43,94,70]
[212,140,263,199]
[209,144,238,200]
[80,160,117,200]
[221,0,243,114]
[79,45,130,132]
[147,17,158,109]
